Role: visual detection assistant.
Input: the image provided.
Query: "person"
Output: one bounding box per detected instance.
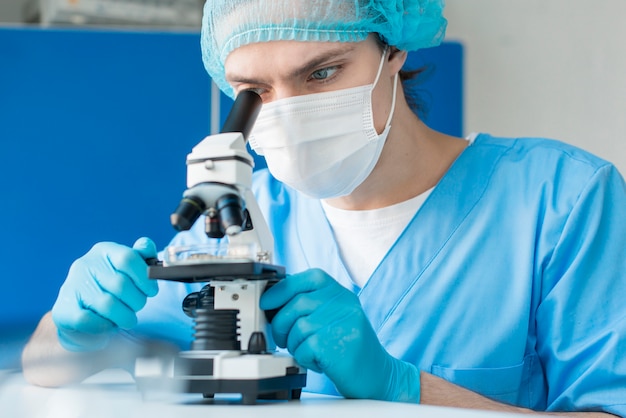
[21,0,626,416]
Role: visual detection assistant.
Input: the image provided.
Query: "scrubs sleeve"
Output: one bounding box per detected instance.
[536,164,626,415]
[131,220,211,349]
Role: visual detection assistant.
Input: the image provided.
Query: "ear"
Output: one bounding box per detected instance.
[388,47,408,75]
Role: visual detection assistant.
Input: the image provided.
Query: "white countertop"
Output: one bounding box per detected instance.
[0,369,539,418]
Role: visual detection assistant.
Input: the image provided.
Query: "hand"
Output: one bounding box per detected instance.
[51,237,159,352]
[260,268,421,402]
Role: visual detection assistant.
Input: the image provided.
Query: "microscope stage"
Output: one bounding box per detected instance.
[148,261,285,282]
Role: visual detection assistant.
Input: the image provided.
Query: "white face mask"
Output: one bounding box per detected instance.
[248,48,398,199]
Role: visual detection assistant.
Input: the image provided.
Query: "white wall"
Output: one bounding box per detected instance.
[0,1,25,22]
[445,0,626,174]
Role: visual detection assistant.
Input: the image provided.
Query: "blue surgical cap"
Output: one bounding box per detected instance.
[200,0,447,98]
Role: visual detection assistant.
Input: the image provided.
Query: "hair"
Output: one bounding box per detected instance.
[399,66,430,119]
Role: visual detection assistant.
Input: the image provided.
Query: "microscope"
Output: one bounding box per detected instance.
[134,91,306,404]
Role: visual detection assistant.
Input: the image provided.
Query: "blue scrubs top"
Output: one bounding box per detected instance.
[135,134,626,415]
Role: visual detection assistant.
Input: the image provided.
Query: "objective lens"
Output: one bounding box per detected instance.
[205,208,225,239]
[170,196,205,231]
[216,193,245,236]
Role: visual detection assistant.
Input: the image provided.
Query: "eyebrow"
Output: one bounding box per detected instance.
[226,43,359,85]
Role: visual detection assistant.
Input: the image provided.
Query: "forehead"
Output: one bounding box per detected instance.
[224,38,376,84]
[226,40,355,68]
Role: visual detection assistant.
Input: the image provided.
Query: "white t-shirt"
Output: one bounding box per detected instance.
[322,189,432,287]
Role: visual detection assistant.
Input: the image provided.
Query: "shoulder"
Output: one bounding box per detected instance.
[473,133,613,173]
[470,134,622,192]
[462,134,626,225]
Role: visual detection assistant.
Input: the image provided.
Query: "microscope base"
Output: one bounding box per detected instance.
[135,350,307,405]
[181,373,306,404]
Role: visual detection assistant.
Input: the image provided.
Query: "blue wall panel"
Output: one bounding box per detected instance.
[405,41,464,137]
[0,27,211,328]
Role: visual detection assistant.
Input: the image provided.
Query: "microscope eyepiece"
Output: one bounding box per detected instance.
[220,90,262,141]
[171,195,206,231]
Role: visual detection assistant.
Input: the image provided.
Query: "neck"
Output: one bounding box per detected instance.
[324,94,468,211]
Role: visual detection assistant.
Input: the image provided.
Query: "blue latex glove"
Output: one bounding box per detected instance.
[51,237,159,352]
[260,268,421,402]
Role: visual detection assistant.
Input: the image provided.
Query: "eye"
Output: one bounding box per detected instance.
[235,86,268,100]
[242,87,266,96]
[309,66,339,81]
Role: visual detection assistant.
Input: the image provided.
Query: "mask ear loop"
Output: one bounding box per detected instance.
[371,45,389,87]
[372,46,399,131]
[383,73,399,129]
